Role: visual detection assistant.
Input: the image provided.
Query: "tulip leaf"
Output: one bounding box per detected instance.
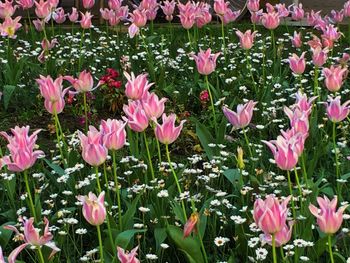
[115,229,147,249]
[43,158,65,176]
[3,85,16,110]
[166,225,204,263]
[121,194,140,230]
[195,121,215,160]
[0,222,16,248]
[154,228,167,252]
[223,169,241,186]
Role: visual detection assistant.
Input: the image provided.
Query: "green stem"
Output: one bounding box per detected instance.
[271,30,276,62]
[53,110,66,166]
[333,122,340,179]
[328,235,334,263]
[197,225,208,263]
[187,29,192,50]
[314,66,319,100]
[205,75,217,135]
[294,168,302,200]
[112,151,123,230]
[96,224,105,263]
[165,144,187,222]
[242,127,253,159]
[83,92,89,132]
[143,131,155,181]
[37,247,45,263]
[78,29,85,71]
[287,170,296,221]
[272,234,277,263]
[246,49,257,94]
[24,170,38,222]
[95,166,102,193]
[221,19,226,58]
[301,153,308,187]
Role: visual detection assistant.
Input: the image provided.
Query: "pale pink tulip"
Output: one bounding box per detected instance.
[236,29,257,50]
[153,113,186,145]
[16,0,34,9]
[322,65,348,92]
[53,7,66,24]
[83,0,95,9]
[69,7,79,22]
[100,119,127,151]
[0,16,22,39]
[124,72,153,100]
[309,196,348,234]
[213,0,229,16]
[223,100,257,129]
[80,11,93,29]
[262,222,294,247]
[117,246,140,263]
[178,9,195,29]
[222,9,240,25]
[108,0,122,10]
[34,0,51,20]
[130,9,147,28]
[161,0,175,21]
[291,31,302,48]
[33,18,45,31]
[290,3,304,21]
[77,191,106,226]
[247,0,260,12]
[64,70,97,93]
[311,47,328,67]
[141,92,167,119]
[344,0,350,17]
[326,96,350,123]
[288,52,306,75]
[0,0,16,19]
[261,11,280,30]
[192,48,221,75]
[123,101,149,132]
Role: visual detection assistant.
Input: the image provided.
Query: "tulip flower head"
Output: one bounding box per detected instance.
[100,119,127,151]
[322,65,348,92]
[16,0,34,9]
[77,191,106,226]
[123,100,149,132]
[124,72,153,100]
[261,11,280,30]
[262,221,294,247]
[153,113,186,145]
[291,31,302,48]
[0,16,22,38]
[64,70,97,93]
[288,52,306,75]
[236,29,257,50]
[326,96,350,123]
[0,0,17,18]
[183,212,199,238]
[141,92,167,119]
[80,11,93,29]
[83,0,95,9]
[309,196,348,234]
[117,246,140,263]
[223,100,257,129]
[247,0,260,12]
[192,48,221,75]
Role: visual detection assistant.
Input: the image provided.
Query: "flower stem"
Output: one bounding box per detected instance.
[53,110,66,166]
[205,75,217,135]
[314,66,319,100]
[242,127,253,159]
[24,170,37,222]
[37,247,45,263]
[187,29,193,50]
[165,144,187,222]
[271,30,276,62]
[332,122,340,179]
[95,166,102,193]
[112,150,123,230]
[246,50,257,94]
[294,168,303,200]
[83,92,89,132]
[78,29,85,71]
[272,234,277,263]
[300,153,308,187]
[221,19,226,58]
[328,235,335,263]
[143,131,155,181]
[287,170,296,221]
[96,224,105,263]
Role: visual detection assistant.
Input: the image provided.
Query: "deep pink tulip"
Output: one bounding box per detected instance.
[16,0,34,9]
[223,100,257,129]
[124,72,153,100]
[311,47,328,67]
[36,75,69,114]
[0,0,16,19]
[80,11,93,29]
[83,0,95,9]
[247,0,260,12]
[123,101,149,132]
[161,0,175,21]
[178,9,196,29]
[53,7,66,24]
[291,31,302,48]
[77,191,106,226]
[253,195,291,234]
[69,7,79,22]
[330,9,344,24]
[263,222,294,247]
[141,92,167,119]
[4,218,60,263]
[290,3,304,21]
[261,11,280,30]
[309,196,348,234]
[130,9,147,28]
[64,70,96,93]
[192,48,221,75]
[322,65,348,92]
[0,16,22,39]
[153,113,186,145]
[288,52,306,75]
[78,126,108,166]
[262,138,299,170]
[117,246,140,263]
[183,212,199,238]
[321,24,341,42]
[34,0,51,20]
[344,0,350,17]
[108,0,122,10]
[326,96,350,123]
[100,119,127,151]
[0,126,44,172]
[213,0,229,16]
[236,29,257,50]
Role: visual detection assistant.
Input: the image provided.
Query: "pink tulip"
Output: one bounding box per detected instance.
[161,0,175,21]
[53,7,66,24]
[83,0,95,9]
[344,0,350,17]
[223,100,257,129]
[33,18,45,31]
[100,119,127,151]
[262,138,299,170]
[80,11,93,29]
[247,0,260,12]
[178,8,195,29]
[124,72,153,100]
[64,70,96,93]
[123,101,149,132]
[69,7,79,23]
[276,4,289,18]
[117,246,140,263]
[294,91,317,116]
[322,65,348,92]
[261,11,280,30]
[291,31,302,48]
[130,9,147,28]
[311,47,328,67]
[253,195,291,234]
[322,24,341,42]
[4,218,60,263]
[141,92,167,119]
[0,0,16,19]
[290,3,304,21]
[47,0,58,9]
[236,29,257,50]
[213,0,229,16]
[34,0,51,20]
[288,52,306,75]
[330,9,344,24]
[0,16,22,39]
[108,0,122,10]
[306,10,322,27]
[0,247,5,263]
[100,8,111,21]
[309,196,348,234]
[78,126,108,166]
[195,3,212,28]
[307,35,322,50]
[16,0,34,9]
[128,23,139,38]
[77,191,106,226]
[250,9,263,24]
[222,9,240,25]
[284,107,310,136]
[192,48,221,75]
[262,222,294,247]
[0,126,44,172]
[183,212,199,238]
[108,10,121,26]
[326,96,350,123]
[153,113,186,145]
[36,75,69,114]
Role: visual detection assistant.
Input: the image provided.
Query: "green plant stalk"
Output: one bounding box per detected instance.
[270,30,276,62]
[272,234,277,263]
[96,224,105,263]
[83,92,89,132]
[37,247,45,263]
[165,144,187,222]
[112,150,123,230]
[221,19,226,58]
[78,29,85,71]
[246,50,257,94]
[24,170,38,222]
[293,168,302,200]
[314,66,319,100]
[27,10,34,39]
[95,166,102,193]
[205,75,217,135]
[332,122,340,179]
[287,170,296,221]
[53,110,66,166]
[300,153,308,187]
[187,29,193,50]
[197,222,208,263]
[139,29,156,81]
[298,74,303,91]
[242,128,253,159]
[143,131,155,181]
[328,235,335,263]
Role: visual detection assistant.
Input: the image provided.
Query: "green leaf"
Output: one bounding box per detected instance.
[195,121,215,160]
[121,195,140,230]
[3,85,16,110]
[115,229,147,249]
[43,158,65,176]
[166,225,204,263]
[0,222,16,247]
[154,228,167,251]
[223,169,240,186]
